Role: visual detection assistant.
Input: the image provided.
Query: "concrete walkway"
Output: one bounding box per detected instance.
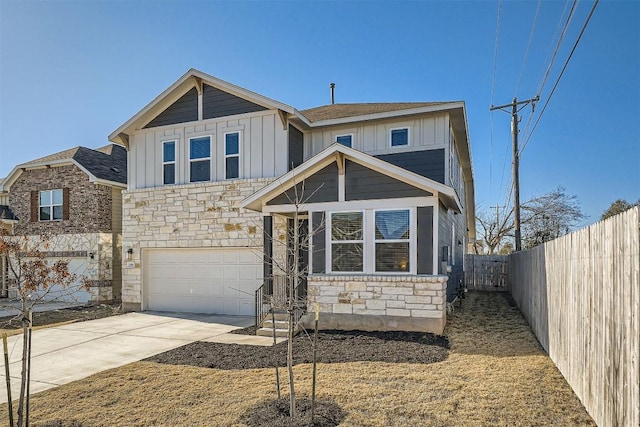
[0,311,276,403]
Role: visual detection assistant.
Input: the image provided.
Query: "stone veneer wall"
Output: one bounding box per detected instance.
[121,178,273,311]
[10,165,114,235]
[305,274,449,334]
[6,232,117,302]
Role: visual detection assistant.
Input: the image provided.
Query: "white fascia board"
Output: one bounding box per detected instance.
[109,68,296,145]
[307,102,466,128]
[91,178,127,188]
[262,196,438,214]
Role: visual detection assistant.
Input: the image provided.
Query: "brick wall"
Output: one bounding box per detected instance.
[10,165,114,235]
[306,274,449,334]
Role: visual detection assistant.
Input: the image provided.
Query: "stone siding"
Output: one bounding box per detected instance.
[10,165,114,235]
[5,232,118,303]
[121,178,273,310]
[305,274,448,334]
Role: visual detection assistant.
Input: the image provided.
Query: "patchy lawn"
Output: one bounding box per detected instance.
[0,292,595,426]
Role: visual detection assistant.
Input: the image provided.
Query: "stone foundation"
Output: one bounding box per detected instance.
[305,274,449,334]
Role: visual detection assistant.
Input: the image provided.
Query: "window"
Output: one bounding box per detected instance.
[336,135,352,148]
[189,136,211,182]
[39,189,63,221]
[390,128,409,147]
[225,132,240,179]
[163,141,176,185]
[375,210,410,272]
[330,212,363,272]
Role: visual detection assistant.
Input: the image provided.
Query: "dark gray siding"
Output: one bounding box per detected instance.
[417,207,433,275]
[311,212,325,274]
[267,163,338,205]
[203,84,267,120]
[345,161,432,201]
[288,125,304,171]
[438,203,466,302]
[144,88,198,128]
[263,216,273,281]
[375,149,445,184]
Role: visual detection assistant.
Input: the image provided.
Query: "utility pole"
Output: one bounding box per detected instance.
[490,96,539,251]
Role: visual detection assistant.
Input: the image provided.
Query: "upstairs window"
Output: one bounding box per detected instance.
[39,189,63,221]
[336,135,352,148]
[163,141,176,185]
[189,136,211,182]
[375,209,410,272]
[225,132,240,179]
[390,128,409,147]
[330,212,363,272]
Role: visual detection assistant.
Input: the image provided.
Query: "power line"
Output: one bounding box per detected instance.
[521,0,600,154]
[515,0,542,97]
[520,0,578,142]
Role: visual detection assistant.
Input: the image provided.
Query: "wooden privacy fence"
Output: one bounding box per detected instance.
[509,207,639,427]
[464,254,509,291]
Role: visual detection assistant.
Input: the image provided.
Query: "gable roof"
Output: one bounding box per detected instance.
[241,143,462,213]
[108,68,298,147]
[1,144,127,190]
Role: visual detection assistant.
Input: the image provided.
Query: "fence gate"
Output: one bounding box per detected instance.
[464,254,509,291]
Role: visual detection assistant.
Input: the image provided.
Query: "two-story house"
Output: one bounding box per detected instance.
[0,145,127,302]
[109,69,474,334]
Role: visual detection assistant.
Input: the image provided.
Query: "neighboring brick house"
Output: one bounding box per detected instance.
[109,69,475,334]
[0,145,127,302]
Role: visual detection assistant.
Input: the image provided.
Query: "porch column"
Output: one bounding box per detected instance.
[263,215,273,294]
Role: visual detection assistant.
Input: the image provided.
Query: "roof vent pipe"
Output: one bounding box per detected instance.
[330,83,335,104]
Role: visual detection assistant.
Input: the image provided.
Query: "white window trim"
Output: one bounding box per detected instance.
[325,208,417,275]
[327,210,365,274]
[162,140,177,185]
[373,208,415,274]
[389,127,410,148]
[224,131,241,180]
[188,135,212,183]
[39,189,63,222]
[335,134,353,148]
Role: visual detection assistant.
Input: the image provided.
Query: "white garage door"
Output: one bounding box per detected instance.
[36,258,91,303]
[145,248,262,315]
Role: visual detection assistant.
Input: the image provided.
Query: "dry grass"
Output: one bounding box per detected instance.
[0,292,595,427]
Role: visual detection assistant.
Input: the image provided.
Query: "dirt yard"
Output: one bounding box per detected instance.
[0,292,595,426]
[0,304,121,335]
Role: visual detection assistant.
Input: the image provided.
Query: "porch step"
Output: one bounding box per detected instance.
[256,327,290,338]
[262,319,289,330]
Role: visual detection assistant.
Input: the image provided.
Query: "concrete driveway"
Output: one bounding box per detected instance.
[0,311,273,403]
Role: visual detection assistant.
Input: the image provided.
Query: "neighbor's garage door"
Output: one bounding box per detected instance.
[145,248,262,315]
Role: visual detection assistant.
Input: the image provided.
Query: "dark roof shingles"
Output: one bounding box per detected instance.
[72,145,127,184]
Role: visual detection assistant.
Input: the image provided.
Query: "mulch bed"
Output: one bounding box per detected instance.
[146,329,450,369]
[241,398,346,427]
[0,304,121,330]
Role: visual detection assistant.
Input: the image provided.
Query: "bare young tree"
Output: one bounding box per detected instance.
[0,231,81,427]
[476,187,586,253]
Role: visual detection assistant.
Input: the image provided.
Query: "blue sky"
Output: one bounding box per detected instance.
[1,0,638,226]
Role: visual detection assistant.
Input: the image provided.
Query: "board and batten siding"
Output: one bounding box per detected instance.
[509,207,639,427]
[128,110,288,190]
[305,113,450,159]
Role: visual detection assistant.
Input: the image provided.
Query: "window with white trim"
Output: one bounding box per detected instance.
[189,136,211,182]
[225,132,240,179]
[390,128,409,147]
[336,134,352,148]
[163,141,176,185]
[39,189,63,221]
[375,209,410,272]
[330,212,363,272]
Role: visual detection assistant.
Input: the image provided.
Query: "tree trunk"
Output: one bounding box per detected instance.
[287,212,299,418]
[16,309,28,427]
